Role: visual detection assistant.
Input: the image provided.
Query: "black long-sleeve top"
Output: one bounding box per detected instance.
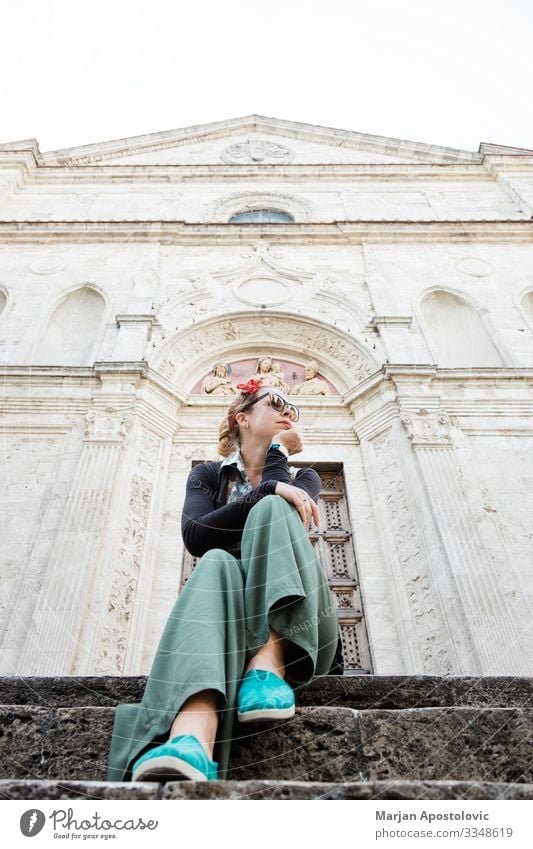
[181,446,321,558]
[180,446,344,676]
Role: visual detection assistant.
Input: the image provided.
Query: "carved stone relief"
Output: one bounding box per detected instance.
[28,254,66,275]
[158,358,177,381]
[400,408,454,448]
[373,429,453,674]
[196,355,336,396]
[251,355,290,392]
[220,139,293,164]
[211,241,313,294]
[201,362,238,395]
[173,444,212,463]
[291,360,331,395]
[94,429,161,673]
[95,474,153,673]
[84,407,133,442]
[456,257,492,277]
[153,315,376,391]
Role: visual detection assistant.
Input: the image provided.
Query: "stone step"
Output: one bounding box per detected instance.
[1,705,531,785]
[1,675,531,709]
[1,779,532,801]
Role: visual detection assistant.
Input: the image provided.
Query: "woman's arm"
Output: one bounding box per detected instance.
[181,451,321,557]
[180,464,273,557]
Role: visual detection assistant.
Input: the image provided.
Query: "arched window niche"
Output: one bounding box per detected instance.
[420,289,503,368]
[33,285,106,366]
[229,209,295,223]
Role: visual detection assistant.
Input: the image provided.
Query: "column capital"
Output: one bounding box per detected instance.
[400,407,454,448]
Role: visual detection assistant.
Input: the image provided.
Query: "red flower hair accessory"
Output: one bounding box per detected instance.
[229,379,264,430]
[236,378,263,396]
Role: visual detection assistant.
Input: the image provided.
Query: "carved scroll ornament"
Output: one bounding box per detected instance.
[400,409,453,448]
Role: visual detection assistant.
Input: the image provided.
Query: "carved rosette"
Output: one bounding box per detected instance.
[28,254,66,275]
[400,409,454,448]
[373,430,453,674]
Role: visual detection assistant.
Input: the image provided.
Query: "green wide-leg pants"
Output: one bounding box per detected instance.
[107,494,340,781]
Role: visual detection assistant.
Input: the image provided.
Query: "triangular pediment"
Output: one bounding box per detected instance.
[40,115,481,166]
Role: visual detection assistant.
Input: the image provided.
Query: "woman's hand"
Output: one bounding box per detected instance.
[272,425,303,456]
[274,481,320,530]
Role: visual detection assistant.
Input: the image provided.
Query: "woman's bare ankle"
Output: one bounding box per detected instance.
[245,629,288,679]
[168,689,220,760]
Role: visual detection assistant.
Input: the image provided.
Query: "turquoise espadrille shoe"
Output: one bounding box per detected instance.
[131,734,218,782]
[237,669,295,723]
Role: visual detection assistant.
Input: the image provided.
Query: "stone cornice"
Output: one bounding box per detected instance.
[345,364,533,403]
[2,362,531,393]
[2,364,532,443]
[37,114,482,165]
[0,162,502,184]
[0,220,532,245]
[482,154,533,171]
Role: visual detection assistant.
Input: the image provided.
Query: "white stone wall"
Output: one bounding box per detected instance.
[0,119,532,676]
[0,178,523,222]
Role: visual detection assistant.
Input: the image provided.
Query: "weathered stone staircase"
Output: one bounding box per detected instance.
[0,676,531,799]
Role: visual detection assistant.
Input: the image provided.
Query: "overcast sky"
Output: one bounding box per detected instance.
[2,0,532,154]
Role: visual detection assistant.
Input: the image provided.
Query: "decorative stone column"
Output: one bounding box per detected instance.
[18,405,134,675]
[363,421,467,675]
[400,407,525,674]
[18,360,178,675]
[83,422,172,675]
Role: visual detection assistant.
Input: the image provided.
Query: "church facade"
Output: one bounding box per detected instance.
[0,115,531,679]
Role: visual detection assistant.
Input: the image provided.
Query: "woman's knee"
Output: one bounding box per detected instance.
[249,494,293,516]
[191,548,244,586]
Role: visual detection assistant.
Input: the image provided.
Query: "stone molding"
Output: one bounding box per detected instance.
[6,163,519,185]
[32,115,483,165]
[115,314,160,328]
[209,190,312,222]
[1,220,532,245]
[151,263,372,352]
[211,240,315,287]
[369,315,413,329]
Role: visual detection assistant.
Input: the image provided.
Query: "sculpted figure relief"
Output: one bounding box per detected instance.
[252,356,290,393]
[202,363,238,396]
[292,361,330,396]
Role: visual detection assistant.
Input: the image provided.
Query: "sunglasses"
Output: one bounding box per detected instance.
[241,392,300,422]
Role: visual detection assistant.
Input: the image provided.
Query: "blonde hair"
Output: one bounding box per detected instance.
[217,391,253,458]
[217,383,280,458]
